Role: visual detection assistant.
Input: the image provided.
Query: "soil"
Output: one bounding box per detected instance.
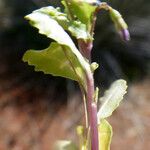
[0,78,149,150]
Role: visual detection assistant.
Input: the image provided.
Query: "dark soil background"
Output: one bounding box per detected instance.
[0,0,150,149]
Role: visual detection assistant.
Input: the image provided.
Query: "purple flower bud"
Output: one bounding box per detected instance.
[119,28,130,41]
[109,8,130,41]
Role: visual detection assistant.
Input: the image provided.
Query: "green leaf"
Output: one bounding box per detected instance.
[25,9,90,69]
[90,62,99,73]
[25,11,74,48]
[68,20,91,40]
[54,140,78,150]
[98,119,113,150]
[97,79,127,119]
[24,9,91,89]
[62,0,97,30]
[31,6,90,40]
[76,125,88,150]
[35,6,69,30]
[23,42,87,88]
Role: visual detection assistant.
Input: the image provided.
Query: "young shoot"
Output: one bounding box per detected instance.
[23,1,129,150]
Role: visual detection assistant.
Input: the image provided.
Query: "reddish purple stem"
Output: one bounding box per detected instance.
[91,103,99,150]
[78,39,93,62]
[86,73,99,150]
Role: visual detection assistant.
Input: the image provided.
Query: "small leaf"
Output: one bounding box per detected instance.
[97,79,127,119]
[62,0,98,30]
[68,20,91,40]
[90,62,99,73]
[54,140,78,150]
[98,119,113,150]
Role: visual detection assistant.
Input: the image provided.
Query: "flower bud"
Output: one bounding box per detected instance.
[119,28,130,41]
[109,8,130,41]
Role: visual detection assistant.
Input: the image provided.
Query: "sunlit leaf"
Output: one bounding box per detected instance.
[54,140,78,150]
[90,62,99,73]
[24,9,91,89]
[98,119,113,150]
[62,0,98,30]
[32,6,90,40]
[68,20,91,40]
[23,42,86,84]
[34,6,69,30]
[25,11,74,48]
[25,9,90,69]
[97,79,127,119]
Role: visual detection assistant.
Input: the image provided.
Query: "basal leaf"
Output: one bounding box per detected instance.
[30,6,90,40]
[54,140,78,150]
[97,79,127,119]
[98,119,113,150]
[24,9,91,89]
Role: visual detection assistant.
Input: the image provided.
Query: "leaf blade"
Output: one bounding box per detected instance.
[62,0,97,29]
[27,6,90,40]
[25,9,90,70]
[97,79,127,119]
[25,11,74,47]
[23,42,86,86]
[24,9,91,89]
[54,140,78,150]
[98,119,113,150]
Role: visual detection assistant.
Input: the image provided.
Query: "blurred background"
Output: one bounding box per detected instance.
[0,0,149,149]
